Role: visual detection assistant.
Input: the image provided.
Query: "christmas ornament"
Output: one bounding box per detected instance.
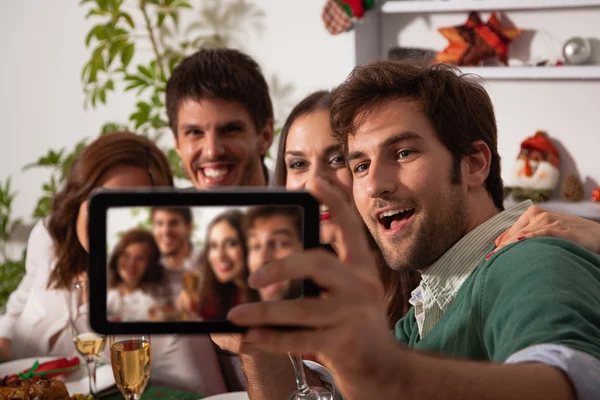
[435,11,523,66]
[562,37,592,65]
[504,131,560,203]
[321,0,375,35]
[592,188,600,202]
[322,0,353,35]
[562,173,584,201]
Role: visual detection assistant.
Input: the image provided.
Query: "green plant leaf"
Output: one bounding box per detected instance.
[33,196,52,219]
[157,12,166,28]
[121,42,135,67]
[99,88,107,104]
[22,149,65,171]
[60,139,89,180]
[85,24,105,47]
[166,148,186,179]
[108,39,124,66]
[120,11,135,28]
[101,121,127,134]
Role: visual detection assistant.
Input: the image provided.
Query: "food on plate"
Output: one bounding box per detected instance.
[0,376,90,400]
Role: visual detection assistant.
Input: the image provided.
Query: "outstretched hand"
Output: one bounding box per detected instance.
[495,205,600,254]
[226,177,394,376]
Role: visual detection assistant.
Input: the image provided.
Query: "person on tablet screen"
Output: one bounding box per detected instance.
[106,229,167,322]
[181,210,259,321]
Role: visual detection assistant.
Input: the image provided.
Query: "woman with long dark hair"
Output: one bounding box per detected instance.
[0,132,230,395]
[193,210,259,320]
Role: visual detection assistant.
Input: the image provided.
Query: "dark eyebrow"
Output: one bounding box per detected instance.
[270,228,295,238]
[346,131,424,164]
[180,123,204,132]
[216,120,247,132]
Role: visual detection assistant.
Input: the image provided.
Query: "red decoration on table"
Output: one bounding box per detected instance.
[435,11,523,66]
[8,357,81,381]
[592,188,600,202]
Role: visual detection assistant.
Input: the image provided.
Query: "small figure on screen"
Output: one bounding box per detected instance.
[107,229,170,321]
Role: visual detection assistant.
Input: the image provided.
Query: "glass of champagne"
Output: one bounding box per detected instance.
[70,280,107,396]
[109,335,151,400]
[287,353,333,400]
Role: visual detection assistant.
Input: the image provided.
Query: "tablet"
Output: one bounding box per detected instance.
[87,188,320,334]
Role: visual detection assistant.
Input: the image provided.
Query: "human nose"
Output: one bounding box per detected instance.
[365,161,397,198]
[257,244,275,267]
[302,161,330,189]
[205,131,225,159]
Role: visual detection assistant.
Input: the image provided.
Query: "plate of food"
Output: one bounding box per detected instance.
[0,356,115,398]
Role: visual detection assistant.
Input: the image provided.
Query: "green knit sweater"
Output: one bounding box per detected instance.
[395,237,600,362]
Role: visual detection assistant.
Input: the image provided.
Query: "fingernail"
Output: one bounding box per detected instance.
[485,251,495,260]
[517,236,526,241]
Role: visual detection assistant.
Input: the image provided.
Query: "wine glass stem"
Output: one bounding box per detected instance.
[289,352,312,397]
[85,357,98,396]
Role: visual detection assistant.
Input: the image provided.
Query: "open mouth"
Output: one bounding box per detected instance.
[196,163,235,185]
[319,204,331,221]
[215,263,233,274]
[376,208,415,234]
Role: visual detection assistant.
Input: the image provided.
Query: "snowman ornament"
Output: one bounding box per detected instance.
[505,130,560,203]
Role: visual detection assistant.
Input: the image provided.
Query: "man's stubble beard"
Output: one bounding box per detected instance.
[372,184,469,272]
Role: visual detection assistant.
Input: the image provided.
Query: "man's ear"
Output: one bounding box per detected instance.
[258,119,275,156]
[463,140,492,188]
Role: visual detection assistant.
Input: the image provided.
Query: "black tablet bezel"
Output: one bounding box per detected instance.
[88,187,321,335]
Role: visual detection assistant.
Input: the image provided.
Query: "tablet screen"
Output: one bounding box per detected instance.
[105,204,305,323]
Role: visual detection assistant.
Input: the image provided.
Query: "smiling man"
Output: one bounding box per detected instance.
[223,60,600,400]
[244,206,303,302]
[151,207,197,299]
[166,48,274,188]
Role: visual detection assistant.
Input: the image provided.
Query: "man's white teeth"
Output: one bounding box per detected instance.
[380,209,411,218]
[204,168,228,178]
[320,204,330,213]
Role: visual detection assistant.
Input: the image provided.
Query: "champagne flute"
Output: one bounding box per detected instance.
[70,280,107,396]
[109,335,151,400]
[288,353,333,400]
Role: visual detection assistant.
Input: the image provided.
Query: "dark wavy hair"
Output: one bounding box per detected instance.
[272,90,421,326]
[46,131,174,289]
[197,210,259,319]
[108,229,165,294]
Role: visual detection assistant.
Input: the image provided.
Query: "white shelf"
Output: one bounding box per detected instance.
[457,66,600,80]
[382,0,600,13]
[505,199,600,221]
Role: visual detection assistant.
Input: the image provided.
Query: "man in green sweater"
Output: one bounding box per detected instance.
[224,60,600,399]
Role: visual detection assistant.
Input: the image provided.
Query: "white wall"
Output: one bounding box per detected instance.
[0,0,356,255]
[380,8,600,195]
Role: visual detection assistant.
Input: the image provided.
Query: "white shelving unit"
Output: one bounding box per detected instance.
[354,1,600,80]
[382,0,600,14]
[459,66,600,80]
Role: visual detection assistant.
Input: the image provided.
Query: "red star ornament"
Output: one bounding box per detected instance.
[435,12,523,66]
